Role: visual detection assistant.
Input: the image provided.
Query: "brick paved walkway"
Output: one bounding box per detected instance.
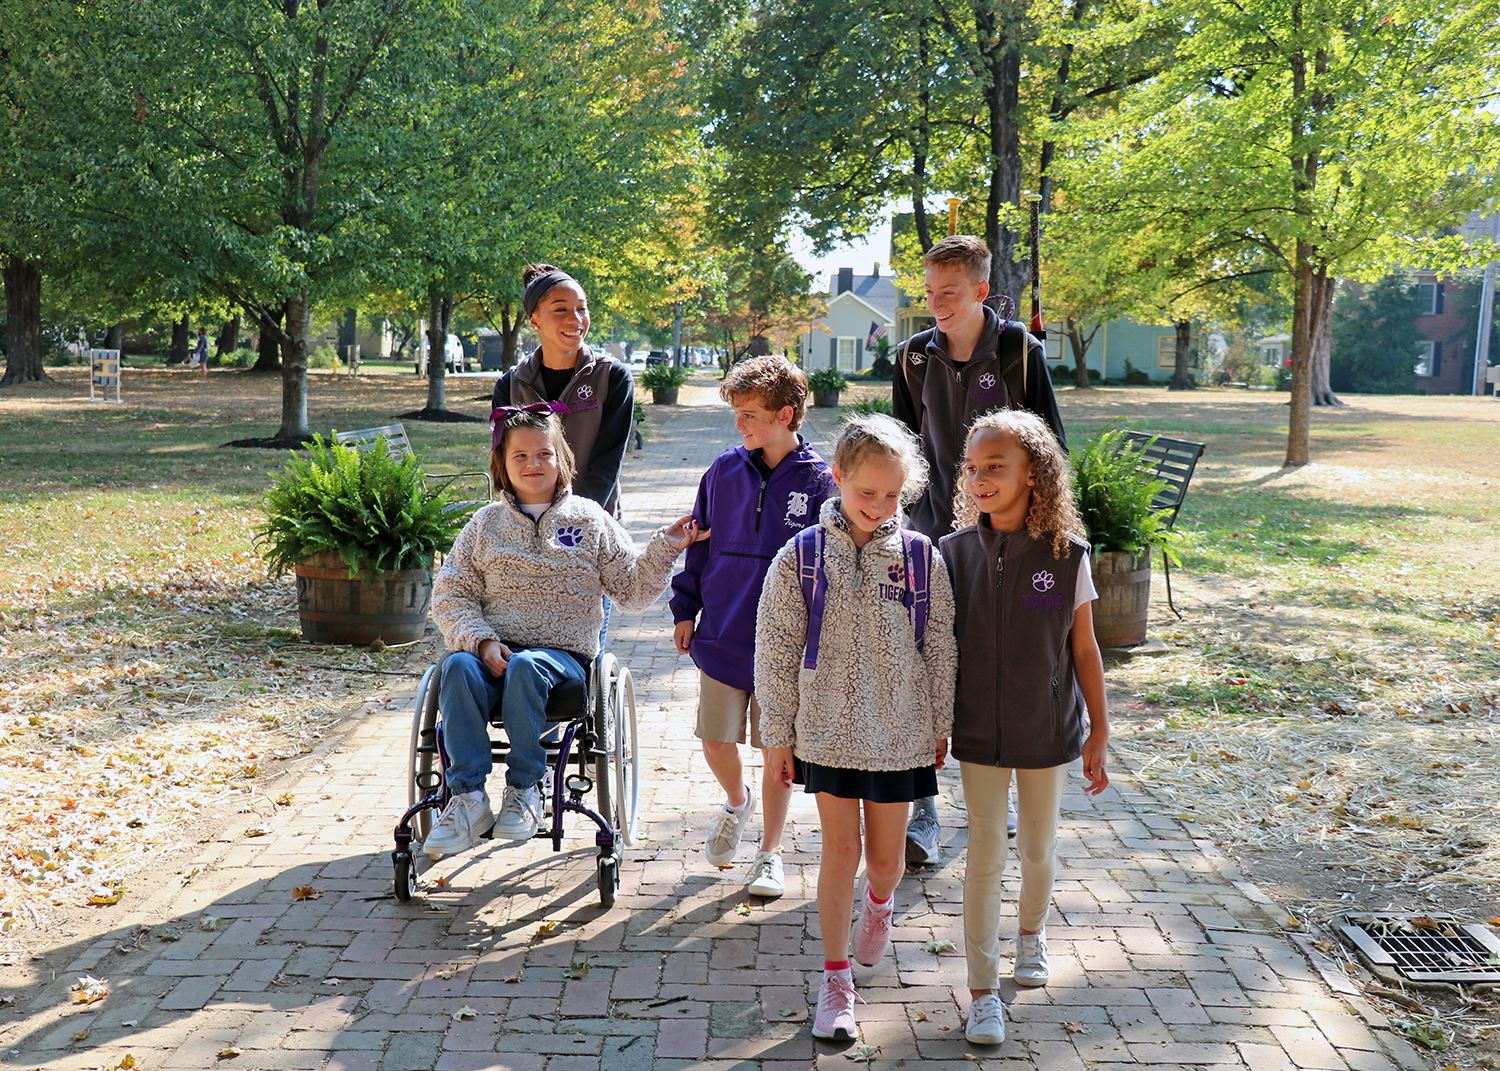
[0,388,1431,1070]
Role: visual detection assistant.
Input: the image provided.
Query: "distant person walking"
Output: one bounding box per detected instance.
[190,328,208,378]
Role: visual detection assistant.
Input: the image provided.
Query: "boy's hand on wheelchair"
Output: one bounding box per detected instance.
[478,638,512,676]
[673,620,694,654]
[663,515,701,551]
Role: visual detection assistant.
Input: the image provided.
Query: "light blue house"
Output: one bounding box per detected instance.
[800,267,898,371]
[1047,318,1201,382]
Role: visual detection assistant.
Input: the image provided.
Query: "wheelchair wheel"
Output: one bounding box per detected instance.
[611,663,640,847]
[393,851,416,903]
[408,662,443,843]
[591,654,616,836]
[597,853,618,908]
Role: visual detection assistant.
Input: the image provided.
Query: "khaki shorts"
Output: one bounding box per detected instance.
[694,671,763,750]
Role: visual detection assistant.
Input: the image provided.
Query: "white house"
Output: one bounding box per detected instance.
[801,266,898,371]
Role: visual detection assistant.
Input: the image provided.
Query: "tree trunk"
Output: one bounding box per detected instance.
[1169,318,1196,390]
[217,314,241,361]
[104,322,124,350]
[1285,246,1319,466]
[912,22,933,254]
[424,281,451,412]
[252,308,283,372]
[499,303,522,371]
[977,2,1027,307]
[1066,314,1093,390]
[169,314,190,365]
[2,255,47,386]
[1310,277,1341,406]
[275,294,312,441]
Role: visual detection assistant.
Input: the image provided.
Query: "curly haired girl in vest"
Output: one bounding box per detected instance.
[754,414,957,1042]
[939,409,1110,1046]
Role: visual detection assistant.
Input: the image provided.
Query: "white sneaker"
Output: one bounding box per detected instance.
[1014,930,1050,986]
[965,993,1006,1044]
[746,851,785,897]
[541,767,555,816]
[704,786,756,867]
[493,784,543,840]
[422,790,493,859]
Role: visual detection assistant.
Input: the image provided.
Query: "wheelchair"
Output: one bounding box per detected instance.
[392,649,639,906]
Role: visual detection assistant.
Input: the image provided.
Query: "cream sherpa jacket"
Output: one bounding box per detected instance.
[432,488,679,660]
[754,499,957,772]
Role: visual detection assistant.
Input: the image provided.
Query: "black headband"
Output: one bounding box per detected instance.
[522,271,576,318]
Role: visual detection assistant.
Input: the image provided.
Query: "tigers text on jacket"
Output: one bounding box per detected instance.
[669,438,833,693]
[753,499,957,772]
[432,487,677,660]
[939,520,1089,769]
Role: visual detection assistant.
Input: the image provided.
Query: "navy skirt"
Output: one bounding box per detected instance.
[797,759,937,804]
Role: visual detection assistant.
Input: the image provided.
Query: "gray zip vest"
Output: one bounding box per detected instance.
[509,345,620,516]
[939,523,1089,769]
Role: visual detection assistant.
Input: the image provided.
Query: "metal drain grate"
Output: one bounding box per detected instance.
[1338,912,1500,984]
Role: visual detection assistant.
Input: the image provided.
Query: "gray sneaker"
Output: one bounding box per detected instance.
[493,784,543,841]
[422,790,493,859]
[905,808,940,867]
[704,786,755,867]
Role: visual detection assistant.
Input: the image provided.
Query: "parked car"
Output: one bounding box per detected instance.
[413,333,468,375]
[644,350,670,367]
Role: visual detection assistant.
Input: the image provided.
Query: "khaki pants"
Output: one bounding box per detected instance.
[959,761,1069,990]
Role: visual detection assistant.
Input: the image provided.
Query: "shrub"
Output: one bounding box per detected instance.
[844,395,894,416]
[1048,361,1075,385]
[641,364,691,391]
[308,343,339,370]
[255,436,470,579]
[1071,424,1181,561]
[808,366,847,394]
[867,337,894,379]
[1123,359,1152,386]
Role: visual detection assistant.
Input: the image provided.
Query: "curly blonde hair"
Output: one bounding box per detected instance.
[833,413,928,504]
[952,409,1085,559]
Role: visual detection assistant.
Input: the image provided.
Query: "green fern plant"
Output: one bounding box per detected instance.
[1070,423,1183,563]
[255,436,470,579]
[843,396,894,416]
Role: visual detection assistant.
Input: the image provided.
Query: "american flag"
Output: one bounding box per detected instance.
[866,322,888,347]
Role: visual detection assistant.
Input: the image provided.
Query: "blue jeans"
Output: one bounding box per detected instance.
[437,649,587,794]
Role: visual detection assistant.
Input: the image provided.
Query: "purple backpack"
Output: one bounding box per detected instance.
[795,526,932,671]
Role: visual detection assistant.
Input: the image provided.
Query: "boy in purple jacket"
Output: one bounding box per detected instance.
[671,356,833,897]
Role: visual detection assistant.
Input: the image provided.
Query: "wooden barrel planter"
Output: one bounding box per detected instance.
[651,387,679,405]
[812,389,841,408]
[1092,549,1151,648]
[293,550,432,645]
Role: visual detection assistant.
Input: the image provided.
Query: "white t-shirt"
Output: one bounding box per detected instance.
[1074,551,1098,610]
[519,502,549,520]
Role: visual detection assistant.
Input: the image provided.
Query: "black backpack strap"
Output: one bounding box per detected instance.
[998,321,1030,407]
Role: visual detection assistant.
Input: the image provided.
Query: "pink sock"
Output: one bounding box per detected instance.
[825,960,850,972]
[867,890,891,906]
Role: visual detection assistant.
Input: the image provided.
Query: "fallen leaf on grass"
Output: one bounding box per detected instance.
[217,1046,242,1059]
[922,939,957,953]
[69,975,109,1004]
[89,886,124,906]
[565,957,590,980]
[275,793,294,806]
[452,1005,478,1021]
[291,886,321,901]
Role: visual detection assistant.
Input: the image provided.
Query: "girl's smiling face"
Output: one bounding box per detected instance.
[962,426,1033,531]
[832,454,907,546]
[529,280,590,357]
[504,426,562,505]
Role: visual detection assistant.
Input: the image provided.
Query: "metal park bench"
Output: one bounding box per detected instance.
[1122,431,1205,618]
[333,423,492,511]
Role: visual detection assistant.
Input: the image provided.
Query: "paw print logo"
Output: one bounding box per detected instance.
[888,563,905,584]
[1032,570,1055,592]
[979,373,996,389]
[576,384,593,400]
[556,525,585,548]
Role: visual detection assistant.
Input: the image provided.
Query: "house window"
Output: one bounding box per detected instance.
[1416,283,1442,315]
[836,338,857,372]
[1414,341,1441,378]
[1259,343,1284,368]
[1157,334,1196,370]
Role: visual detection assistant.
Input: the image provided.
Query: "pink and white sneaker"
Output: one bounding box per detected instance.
[851,879,894,967]
[811,968,861,1040]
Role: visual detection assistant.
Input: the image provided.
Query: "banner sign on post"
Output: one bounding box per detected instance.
[89,349,122,403]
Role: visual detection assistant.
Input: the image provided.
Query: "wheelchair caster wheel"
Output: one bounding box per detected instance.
[393,851,416,903]
[597,854,618,908]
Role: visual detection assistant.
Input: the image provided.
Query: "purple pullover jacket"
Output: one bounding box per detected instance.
[669,438,833,694]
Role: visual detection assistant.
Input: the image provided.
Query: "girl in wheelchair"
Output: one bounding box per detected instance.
[426,404,699,858]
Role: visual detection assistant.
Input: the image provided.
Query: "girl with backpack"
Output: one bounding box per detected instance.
[753,414,957,1042]
[939,409,1110,1047]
